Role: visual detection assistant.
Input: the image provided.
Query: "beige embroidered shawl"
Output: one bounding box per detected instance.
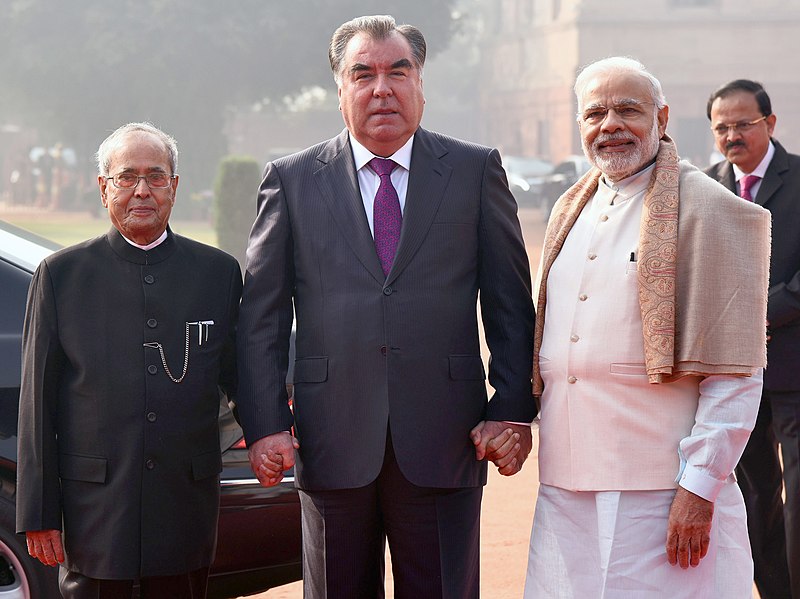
[533,136,771,396]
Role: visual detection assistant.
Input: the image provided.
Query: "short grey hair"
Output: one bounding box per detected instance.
[96,122,178,176]
[574,57,667,114]
[329,15,426,85]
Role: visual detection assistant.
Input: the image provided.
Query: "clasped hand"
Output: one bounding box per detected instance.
[248,431,300,487]
[470,420,532,476]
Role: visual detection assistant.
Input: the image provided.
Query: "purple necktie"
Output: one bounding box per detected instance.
[369,157,402,276]
[739,174,761,201]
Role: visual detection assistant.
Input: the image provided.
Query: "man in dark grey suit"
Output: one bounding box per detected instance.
[236,14,536,599]
[705,80,800,599]
[16,122,242,598]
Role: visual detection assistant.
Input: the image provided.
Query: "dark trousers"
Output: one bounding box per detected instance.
[58,566,209,599]
[736,389,800,599]
[298,430,483,599]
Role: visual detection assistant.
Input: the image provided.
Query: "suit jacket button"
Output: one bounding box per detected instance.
[145,459,155,470]
[147,365,158,375]
[380,345,387,356]
[147,318,157,328]
[383,286,393,296]
[147,411,157,422]
[144,274,155,284]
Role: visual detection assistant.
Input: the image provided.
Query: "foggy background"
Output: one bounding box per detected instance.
[1,0,798,229]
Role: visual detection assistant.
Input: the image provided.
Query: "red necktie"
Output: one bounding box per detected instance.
[369,158,402,276]
[739,175,761,201]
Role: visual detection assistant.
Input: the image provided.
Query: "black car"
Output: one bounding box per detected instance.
[501,155,553,207]
[537,155,592,216]
[0,221,301,599]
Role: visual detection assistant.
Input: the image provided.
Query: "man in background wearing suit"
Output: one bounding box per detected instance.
[236,14,536,599]
[705,79,800,599]
[17,122,242,598]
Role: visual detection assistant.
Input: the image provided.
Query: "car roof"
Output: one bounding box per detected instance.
[0,221,60,273]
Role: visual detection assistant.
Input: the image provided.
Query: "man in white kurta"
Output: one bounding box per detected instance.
[524,58,771,598]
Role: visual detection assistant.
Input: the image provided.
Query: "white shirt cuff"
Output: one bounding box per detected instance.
[676,463,729,502]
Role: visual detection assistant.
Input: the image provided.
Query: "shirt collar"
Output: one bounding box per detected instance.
[732,140,774,182]
[598,162,656,205]
[349,134,414,172]
[120,229,168,251]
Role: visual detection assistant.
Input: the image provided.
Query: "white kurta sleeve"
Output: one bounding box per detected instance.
[675,370,762,501]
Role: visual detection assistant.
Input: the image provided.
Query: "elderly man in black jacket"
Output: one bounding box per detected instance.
[16,122,242,599]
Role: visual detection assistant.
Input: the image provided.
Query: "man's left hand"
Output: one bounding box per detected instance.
[665,486,714,568]
[470,421,532,476]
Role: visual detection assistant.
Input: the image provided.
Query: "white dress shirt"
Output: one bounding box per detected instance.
[733,139,775,200]
[349,134,413,237]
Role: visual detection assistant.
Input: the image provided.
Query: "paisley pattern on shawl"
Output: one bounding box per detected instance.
[533,135,769,395]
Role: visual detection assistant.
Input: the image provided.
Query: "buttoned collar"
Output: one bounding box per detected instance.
[598,162,655,206]
[107,226,177,265]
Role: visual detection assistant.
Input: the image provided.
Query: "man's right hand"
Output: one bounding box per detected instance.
[26,529,64,566]
[248,431,300,487]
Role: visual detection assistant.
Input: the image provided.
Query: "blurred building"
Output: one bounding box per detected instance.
[478,0,800,167]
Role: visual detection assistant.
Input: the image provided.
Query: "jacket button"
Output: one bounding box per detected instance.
[380,345,387,356]
[383,286,393,296]
[147,318,157,328]
[144,274,155,284]
[147,365,158,375]
[145,459,155,470]
[146,412,157,422]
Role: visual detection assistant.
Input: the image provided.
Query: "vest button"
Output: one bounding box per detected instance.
[147,365,158,375]
[147,318,157,328]
[144,274,155,284]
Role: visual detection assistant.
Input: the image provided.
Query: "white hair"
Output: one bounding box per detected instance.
[96,122,178,176]
[574,57,667,113]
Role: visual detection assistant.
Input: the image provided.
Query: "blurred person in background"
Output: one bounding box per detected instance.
[706,79,800,599]
[236,14,535,599]
[525,57,770,598]
[16,122,241,599]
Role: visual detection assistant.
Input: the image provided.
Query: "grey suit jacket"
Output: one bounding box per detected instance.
[705,139,800,390]
[237,127,536,491]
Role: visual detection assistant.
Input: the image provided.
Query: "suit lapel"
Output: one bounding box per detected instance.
[716,161,737,193]
[314,129,385,284]
[755,141,788,208]
[387,128,452,284]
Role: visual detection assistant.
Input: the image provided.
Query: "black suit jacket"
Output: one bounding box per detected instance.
[705,139,800,390]
[16,228,242,579]
[236,127,535,491]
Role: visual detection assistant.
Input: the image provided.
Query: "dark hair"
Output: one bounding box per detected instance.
[706,79,772,120]
[328,15,426,85]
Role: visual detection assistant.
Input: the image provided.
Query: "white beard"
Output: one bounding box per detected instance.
[583,119,661,181]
